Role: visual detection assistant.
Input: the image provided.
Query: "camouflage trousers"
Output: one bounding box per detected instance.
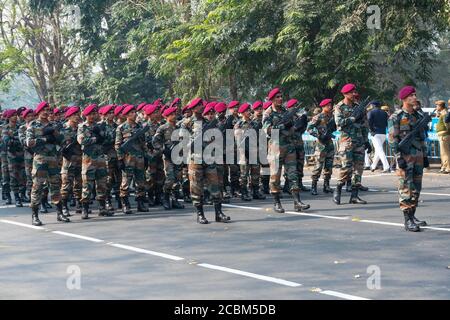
[216,164,226,193]
[7,151,26,194]
[120,155,146,198]
[1,152,10,192]
[240,164,260,189]
[24,150,33,195]
[81,157,108,202]
[189,162,221,206]
[146,154,164,191]
[311,140,335,182]
[60,158,82,200]
[106,156,121,197]
[295,144,306,180]
[224,163,240,188]
[337,141,364,187]
[162,157,182,193]
[268,143,299,194]
[31,155,62,206]
[396,149,423,211]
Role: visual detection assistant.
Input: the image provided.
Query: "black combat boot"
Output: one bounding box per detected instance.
[323,178,333,193]
[292,191,310,212]
[345,179,352,192]
[333,183,343,205]
[349,186,367,204]
[137,197,150,212]
[121,197,133,214]
[162,192,172,210]
[214,203,230,222]
[273,193,285,213]
[147,189,155,207]
[195,204,208,224]
[411,207,427,227]
[56,202,70,223]
[31,205,42,226]
[82,202,90,219]
[20,189,30,203]
[62,198,71,216]
[171,192,185,209]
[299,179,310,192]
[252,187,266,200]
[311,181,318,196]
[14,193,23,207]
[40,198,49,213]
[403,209,420,232]
[75,199,82,214]
[98,200,109,216]
[105,197,115,214]
[240,187,252,201]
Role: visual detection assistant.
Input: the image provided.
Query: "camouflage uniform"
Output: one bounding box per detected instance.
[0,121,11,202]
[307,112,335,186]
[77,122,109,204]
[18,122,33,198]
[145,119,165,204]
[225,114,240,194]
[25,119,64,207]
[253,114,269,193]
[60,122,82,204]
[102,119,121,204]
[291,110,309,191]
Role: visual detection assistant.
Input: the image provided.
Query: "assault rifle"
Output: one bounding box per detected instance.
[351,96,371,122]
[398,111,433,154]
[319,118,337,143]
[119,124,150,154]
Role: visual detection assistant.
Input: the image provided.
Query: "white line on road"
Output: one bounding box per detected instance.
[52,231,104,243]
[108,243,185,261]
[0,219,45,230]
[222,204,261,211]
[320,290,370,300]
[286,211,350,220]
[198,263,302,287]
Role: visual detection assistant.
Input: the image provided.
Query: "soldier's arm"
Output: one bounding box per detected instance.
[387,114,400,156]
[334,106,355,128]
[307,115,320,137]
[77,125,97,147]
[115,126,124,160]
[262,114,272,137]
[152,126,165,152]
[26,124,43,148]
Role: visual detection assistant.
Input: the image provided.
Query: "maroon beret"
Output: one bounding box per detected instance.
[100,104,114,115]
[188,98,203,110]
[153,98,163,107]
[181,105,190,114]
[238,103,251,113]
[341,83,356,94]
[267,88,281,100]
[53,108,62,115]
[162,106,177,117]
[22,109,34,118]
[122,104,136,116]
[17,107,26,115]
[205,101,217,109]
[65,106,80,119]
[286,99,298,109]
[398,86,416,100]
[82,104,97,117]
[137,103,147,111]
[214,102,227,113]
[144,104,158,115]
[5,109,17,118]
[228,100,240,109]
[263,101,272,110]
[170,98,181,108]
[202,104,215,116]
[35,101,50,115]
[113,105,124,116]
[252,101,263,110]
[319,98,333,107]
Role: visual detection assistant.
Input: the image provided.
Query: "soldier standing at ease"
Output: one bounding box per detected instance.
[333,84,370,205]
[77,104,111,219]
[388,86,428,232]
[263,88,310,213]
[26,102,69,226]
[307,99,335,195]
[115,105,150,213]
[18,108,34,202]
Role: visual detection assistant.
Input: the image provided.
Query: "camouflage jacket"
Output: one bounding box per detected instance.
[262,107,295,147]
[115,121,148,159]
[152,122,178,155]
[77,121,111,159]
[388,108,426,156]
[101,120,118,159]
[26,119,64,157]
[61,122,82,163]
[307,112,333,138]
[334,100,369,145]
[145,120,162,154]
[2,122,23,154]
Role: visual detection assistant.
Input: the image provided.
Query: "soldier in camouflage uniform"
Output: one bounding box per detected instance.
[263,88,310,213]
[234,103,262,201]
[225,101,241,197]
[181,99,229,224]
[18,109,34,203]
[214,102,231,203]
[2,110,26,207]
[333,84,370,205]
[307,99,335,195]
[77,104,112,219]
[388,86,428,232]
[115,105,149,213]
[177,105,192,204]
[250,101,268,198]
[152,106,184,210]
[60,107,83,216]
[26,101,70,226]
[0,111,11,204]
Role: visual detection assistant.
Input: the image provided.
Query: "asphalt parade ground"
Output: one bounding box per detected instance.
[0,169,449,300]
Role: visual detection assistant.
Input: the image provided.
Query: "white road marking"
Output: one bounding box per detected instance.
[369,189,450,197]
[52,231,104,243]
[286,211,350,220]
[108,243,185,261]
[198,263,302,287]
[0,219,45,230]
[320,290,370,300]
[359,219,404,227]
[0,205,18,209]
[223,204,261,210]
[303,173,393,183]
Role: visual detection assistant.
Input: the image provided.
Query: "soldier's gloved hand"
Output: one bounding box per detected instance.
[397,157,408,170]
[365,142,372,154]
[43,127,55,136]
[423,156,430,168]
